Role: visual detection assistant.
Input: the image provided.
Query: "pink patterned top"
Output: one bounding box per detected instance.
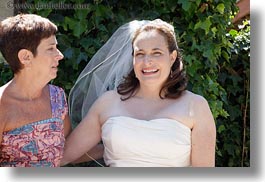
[0,85,68,167]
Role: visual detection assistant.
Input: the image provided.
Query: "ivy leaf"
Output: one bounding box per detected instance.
[75,9,91,20]
[216,3,225,14]
[73,20,87,38]
[57,34,72,48]
[63,47,74,59]
[221,50,229,61]
[220,109,229,118]
[218,125,226,133]
[211,27,217,37]
[36,9,52,17]
[80,37,94,49]
[65,17,76,30]
[195,0,202,6]
[216,150,222,157]
[76,52,88,64]
[65,17,87,37]
[194,17,212,34]
[203,48,213,60]
[166,0,178,12]
[178,0,191,11]
[229,29,238,37]
[71,0,85,4]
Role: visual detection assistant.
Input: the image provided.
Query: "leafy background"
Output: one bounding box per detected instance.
[0,0,250,167]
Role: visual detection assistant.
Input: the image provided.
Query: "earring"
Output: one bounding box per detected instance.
[170,70,173,78]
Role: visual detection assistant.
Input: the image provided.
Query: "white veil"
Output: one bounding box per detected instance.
[68,20,151,126]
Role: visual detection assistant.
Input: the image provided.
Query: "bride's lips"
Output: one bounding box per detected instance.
[142,68,159,75]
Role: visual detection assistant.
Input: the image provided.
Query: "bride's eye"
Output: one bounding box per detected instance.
[135,52,144,58]
[153,52,162,56]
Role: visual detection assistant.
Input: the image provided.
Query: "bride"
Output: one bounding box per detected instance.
[61,19,216,167]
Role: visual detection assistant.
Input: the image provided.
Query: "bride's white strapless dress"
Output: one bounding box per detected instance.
[101,116,191,167]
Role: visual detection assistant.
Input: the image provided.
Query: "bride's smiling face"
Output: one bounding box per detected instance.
[133,30,176,87]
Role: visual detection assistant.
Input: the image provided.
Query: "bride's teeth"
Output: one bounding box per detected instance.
[143,69,157,73]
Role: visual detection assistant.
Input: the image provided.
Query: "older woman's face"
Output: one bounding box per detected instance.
[133,30,176,87]
[31,35,64,82]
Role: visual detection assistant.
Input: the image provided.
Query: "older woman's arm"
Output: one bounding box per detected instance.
[0,92,5,156]
[63,114,72,138]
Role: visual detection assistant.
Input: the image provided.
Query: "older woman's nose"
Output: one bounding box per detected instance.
[55,49,64,61]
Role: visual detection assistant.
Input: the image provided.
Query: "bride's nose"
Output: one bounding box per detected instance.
[143,54,153,64]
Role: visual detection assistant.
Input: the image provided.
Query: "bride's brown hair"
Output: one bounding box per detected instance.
[117,20,188,100]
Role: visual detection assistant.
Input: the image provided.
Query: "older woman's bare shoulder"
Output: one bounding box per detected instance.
[0,86,3,99]
[0,83,10,128]
[0,87,3,107]
[0,82,10,100]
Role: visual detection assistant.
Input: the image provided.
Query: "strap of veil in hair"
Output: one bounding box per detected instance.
[68,20,151,126]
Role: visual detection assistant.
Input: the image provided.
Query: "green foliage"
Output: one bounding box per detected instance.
[216,20,250,167]
[0,53,13,86]
[0,0,250,167]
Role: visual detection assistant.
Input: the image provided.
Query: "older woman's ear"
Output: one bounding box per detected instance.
[18,49,33,68]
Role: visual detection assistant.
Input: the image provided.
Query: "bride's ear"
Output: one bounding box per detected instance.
[18,49,33,68]
[170,50,177,66]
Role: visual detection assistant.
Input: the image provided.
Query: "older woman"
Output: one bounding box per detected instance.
[0,14,71,167]
[61,19,216,167]
[0,14,102,167]
[0,13,71,167]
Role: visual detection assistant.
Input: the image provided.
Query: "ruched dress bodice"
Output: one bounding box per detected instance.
[0,85,68,167]
[101,116,191,167]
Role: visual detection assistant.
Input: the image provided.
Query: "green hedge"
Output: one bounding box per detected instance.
[0,0,250,167]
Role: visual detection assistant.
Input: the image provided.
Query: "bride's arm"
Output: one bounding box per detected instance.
[71,144,104,164]
[60,99,103,166]
[190,95,216,167]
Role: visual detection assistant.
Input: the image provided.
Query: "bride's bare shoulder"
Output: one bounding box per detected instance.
[94,90,121,106]
[183,90,208,103]
[99,90,120,100]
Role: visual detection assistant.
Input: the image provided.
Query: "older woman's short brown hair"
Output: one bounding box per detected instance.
[0,14,57,74]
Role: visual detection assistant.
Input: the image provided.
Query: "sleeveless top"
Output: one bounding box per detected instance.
[101,116,191,167]
[0,84,68,167]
